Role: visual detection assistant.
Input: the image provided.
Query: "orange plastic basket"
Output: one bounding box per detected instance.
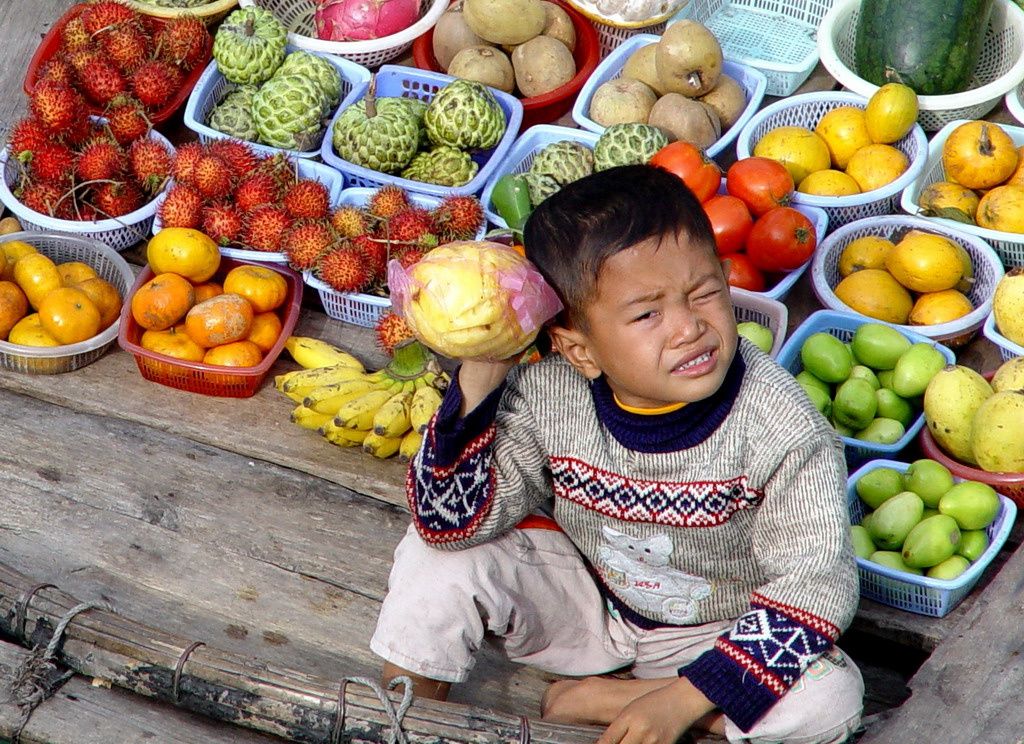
[411,0,600,132]
[117,258,303,398]
[23,3,213,124]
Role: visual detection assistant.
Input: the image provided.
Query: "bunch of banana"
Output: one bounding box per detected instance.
[276,336,448,461]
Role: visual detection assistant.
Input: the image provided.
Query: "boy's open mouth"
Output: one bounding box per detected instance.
[672,349,715,374]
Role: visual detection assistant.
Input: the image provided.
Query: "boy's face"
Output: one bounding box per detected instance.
[552,230,738,409]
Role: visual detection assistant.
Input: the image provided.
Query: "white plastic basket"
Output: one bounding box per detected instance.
[670,0,835,96]
[0,130,176,253]
[151,156,345,265]
[900,119,1024,270]
[570,34,768,162]
[730,286,787,358]
[982,312,1024,363]
[818,0,1024,132]
[811,215,1006,348]
[0,232,135,374]
[183,45,371,160]
[736,91,929,231]
[236,0,448,68]
[306,187,487,327]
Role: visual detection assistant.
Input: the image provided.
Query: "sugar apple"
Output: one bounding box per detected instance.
[213,7,288,85]
[402,146,479,187]
[423,80,506,150]
[524,140,594,206]
[276,50,343,115]
[252,74,329,151]
[332,93,422,174]
[593,123,668,171]
[208,85,259,141]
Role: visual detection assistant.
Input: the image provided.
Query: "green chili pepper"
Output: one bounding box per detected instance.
[490,174,533,236]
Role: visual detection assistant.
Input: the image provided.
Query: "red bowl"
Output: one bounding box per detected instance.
[411,0,600,131]
[918,371,1024,508]
[23,3,213,124]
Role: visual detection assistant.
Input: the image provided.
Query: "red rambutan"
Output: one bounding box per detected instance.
[129,138,172,193]
[60,16,91,54]
[154,16,209,70]
[201,203,244,246]
[158,183,203,229]
[191,153,233,199]
[37,58,77,87]
[105,94,151,145]
[8,117,50,159]
[282,220,338,271]
[91,180,145,218]
[81,1,139,37]
[256,152,297,189]
[395,247,427,269]
[432,194,484,240]
[66,45,103,76]
[351,233,389,283]
[207,139,261,179]
[169,141,206,186]
[282,179,330,220]
[381,207,436,244]
[76,139,127,183]
[233,172,282,212]
[374,311,415,356]
[24,142,76,184]
[242,205,294,252]
[317,247,370,293]
[130,60,183,110]
[18,179,71,219]
[329,204,369,238]
[100,23,152,74]
[79,59,128,106]
[30,80,84,135]
[367,184,409,219]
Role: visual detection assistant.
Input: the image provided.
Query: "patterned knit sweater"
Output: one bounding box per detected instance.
[408,340,859,732]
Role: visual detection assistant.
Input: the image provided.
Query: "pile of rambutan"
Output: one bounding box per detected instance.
[303,185,486,297]
[32,1,210,117]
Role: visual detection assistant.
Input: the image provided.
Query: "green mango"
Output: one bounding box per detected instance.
[801,384,832,418]
[903,458,955,509]
[833,377,878,429]
[860,511,874,534]
[851,322,912,370]
[891,342,947,398]
[801,332,854,384]
[737,321,774,354]
[849,364,881,390]
[922,507,940,520]
[856,466,905,509]
[854,417,905,444]
[832,420,855,438]
[926,555,971,581]
[939,481,1001,530]
[869,550,923,575]
[850,524,876,559]
[795,370,830,395]
[867,490,924,550]
[877,369,896,390]
[902,514,961,568]
[875,387,914,427]
[957,530,990,561]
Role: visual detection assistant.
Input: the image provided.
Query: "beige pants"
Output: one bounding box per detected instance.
[371,524,864,744]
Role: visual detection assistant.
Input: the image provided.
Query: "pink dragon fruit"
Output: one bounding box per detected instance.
[314,0,422,41]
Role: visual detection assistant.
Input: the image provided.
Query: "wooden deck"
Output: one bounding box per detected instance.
[2,2,1024,742]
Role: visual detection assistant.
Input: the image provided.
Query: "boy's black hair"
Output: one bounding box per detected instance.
[523,164,717,330]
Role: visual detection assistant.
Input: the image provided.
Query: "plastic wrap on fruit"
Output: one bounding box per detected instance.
[387,240,563,360]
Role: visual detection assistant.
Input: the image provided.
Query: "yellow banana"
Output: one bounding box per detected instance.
[291,405,334,431]
[398,429,423,462]
[304,376,388,414]
[275,369,303,391]
[410,386,444,434]
[363,431,403,459]
[334,389,396,431]
[373,389,414,438]
[321,418,370,447]
[283,364,372,398]
[284,336,366,371]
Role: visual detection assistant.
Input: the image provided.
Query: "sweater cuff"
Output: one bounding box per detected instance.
[432,371,506,467]
[680,648,779,733]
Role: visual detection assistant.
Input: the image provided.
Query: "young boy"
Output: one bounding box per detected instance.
[371,165,863,744]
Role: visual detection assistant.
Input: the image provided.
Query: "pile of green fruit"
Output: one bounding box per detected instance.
[851,459,1002,580]
[794,321,947,444]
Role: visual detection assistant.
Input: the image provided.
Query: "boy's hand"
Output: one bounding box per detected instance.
[458,358,519,417]
[597,677,715,744]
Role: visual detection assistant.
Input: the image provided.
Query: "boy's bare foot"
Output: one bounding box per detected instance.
[540,676,676,725]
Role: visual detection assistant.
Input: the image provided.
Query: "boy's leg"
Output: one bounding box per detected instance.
[371,523,635,696]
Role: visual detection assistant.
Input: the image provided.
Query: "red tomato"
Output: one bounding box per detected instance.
[726,157,795,216]
[745,207,817,273]
[702,194,753,255]
[649,141,722,203]
[719,252,766,292]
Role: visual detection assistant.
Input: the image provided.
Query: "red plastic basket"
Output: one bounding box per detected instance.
[918,370,1024,508]
[23,3,213,124]
[117,258,303,398]
[411,0,600,132]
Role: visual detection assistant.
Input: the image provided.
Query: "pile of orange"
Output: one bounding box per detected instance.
[132,227,288,368]
[0,240,123,347]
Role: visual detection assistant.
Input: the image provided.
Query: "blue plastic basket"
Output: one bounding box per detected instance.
[982,312,1024,364]
[811,215,1005,349]
[183,45,371,160]
[151,157,345,265]
[320,65,524,198]
[736,91,929,231]
[670,0,835,96]
[570,34,767,162]
[847,458,1017,617]
[776,309,956,468]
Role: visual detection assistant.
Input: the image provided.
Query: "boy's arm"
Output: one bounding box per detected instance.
[679,433,857,733]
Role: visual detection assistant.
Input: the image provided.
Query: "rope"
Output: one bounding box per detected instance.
[3,601,114,743]
[13,583,57,644]
[332,675,413,744]
[172,641,206,704]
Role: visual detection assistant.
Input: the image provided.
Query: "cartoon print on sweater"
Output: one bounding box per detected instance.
[596,525,711,623]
